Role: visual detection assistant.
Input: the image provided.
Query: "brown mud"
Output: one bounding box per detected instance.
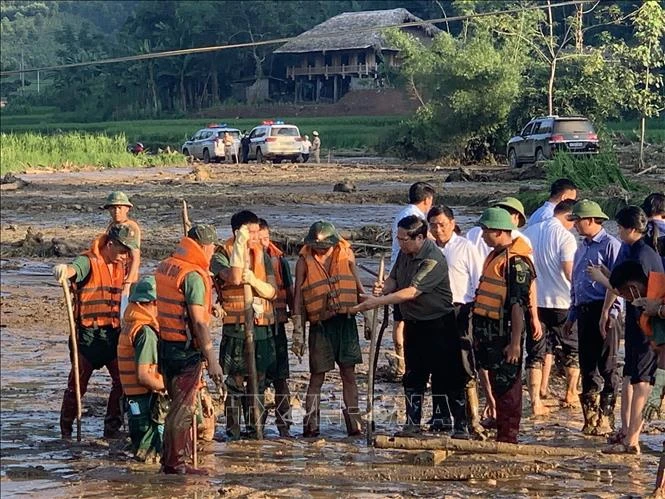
[1,162,663,497]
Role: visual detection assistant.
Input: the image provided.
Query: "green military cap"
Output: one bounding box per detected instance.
[477,207,517,231]
[108,223,140,250]
[129,275,157,303]
[103,191,133,208]
[493,197,526,227]
[567,199,608,221]
[304,221,341,249]
[187,224,218,245]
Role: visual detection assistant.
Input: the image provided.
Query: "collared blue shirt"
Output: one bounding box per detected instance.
[569,228,622,322]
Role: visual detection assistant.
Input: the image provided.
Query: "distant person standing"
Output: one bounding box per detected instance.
[241,131,251,163]
[301,135,312,163]
[527,179,578,227]
[311,131,321,164]
[223,132,235,164]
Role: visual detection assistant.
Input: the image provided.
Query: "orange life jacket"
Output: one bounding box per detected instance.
[117,302,163,396]
[155,237,212,344]
[75,235,126,328]
[300,239,358,323]
[473,237,533,321]
[217,239,275,326]
[266,241,289,324]
[639,272,665,337]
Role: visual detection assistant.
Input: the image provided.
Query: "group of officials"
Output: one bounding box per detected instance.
[52,183,665,486]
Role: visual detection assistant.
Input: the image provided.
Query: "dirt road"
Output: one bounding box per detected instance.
[1,162,662,497]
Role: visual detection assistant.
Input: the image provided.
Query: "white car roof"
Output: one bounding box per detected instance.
[204,127,240,132]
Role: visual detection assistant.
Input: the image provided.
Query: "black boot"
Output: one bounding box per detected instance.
[404,390,423,434]
[450,397,470,440]
[429,394,453,432]
[580,392,600,436]
[593,392,616,437]
[225,390,243,441]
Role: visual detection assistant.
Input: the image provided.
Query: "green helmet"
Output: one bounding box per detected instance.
[187,224,218,245]
[477,207,516,231]
[104,191,133,208]
[304,221,340,248]
[129,276,156,303]
[493,197,526,227]
[108,223,140,250]
[567,199,608,221]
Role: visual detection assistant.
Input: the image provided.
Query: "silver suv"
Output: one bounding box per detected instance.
[507,116,599,168]
[181,125,241,163]
[247,121,302,163]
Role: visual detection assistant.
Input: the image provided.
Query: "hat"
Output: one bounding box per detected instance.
[312,131,319,136]
[477,207,516,231]
[493,197,526,227]
[129,276,156,303]
[304,221,340,249]
[103,191,133,208]
[107,223,140,250]
[567,199,608,221]
[187,224,218,245]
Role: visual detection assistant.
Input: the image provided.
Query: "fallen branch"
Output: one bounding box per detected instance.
[374,435,592,457]
[635,164,658,176]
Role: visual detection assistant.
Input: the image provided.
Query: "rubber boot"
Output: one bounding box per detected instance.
[403,390,423,434]
[303,393,320,438]
[580,393,600,436]
[465,380,487,440]
[495,377,522,444]
[450,397,470,440]
[342,407,363,437]
[592,392,616,437]
[274,382,292,438]
[225,391,243,441]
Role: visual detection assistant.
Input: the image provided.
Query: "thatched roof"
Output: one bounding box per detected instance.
[274,8,440,54]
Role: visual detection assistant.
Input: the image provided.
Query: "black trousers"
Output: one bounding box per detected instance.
[403,312,465,423]
[455,302,476,382]
[577,301,620,396]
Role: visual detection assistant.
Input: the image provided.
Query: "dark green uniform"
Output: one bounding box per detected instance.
[474,254,535,444]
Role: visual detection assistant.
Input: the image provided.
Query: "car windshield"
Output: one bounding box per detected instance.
[215,130,240,139]
[554,120,594,133]
[271,127,299,137]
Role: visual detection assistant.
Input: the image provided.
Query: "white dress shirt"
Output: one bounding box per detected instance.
[527,200,556,227]
[437,232,484,304]
[390,204,427,269]
[465,226,532,261]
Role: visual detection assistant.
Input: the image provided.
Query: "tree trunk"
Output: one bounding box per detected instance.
[548,58,557,116]
[211,62,220,106]
[639,116,647,169]
[575,4,584,53]
[148,63,158,115]
[179,68,187,114]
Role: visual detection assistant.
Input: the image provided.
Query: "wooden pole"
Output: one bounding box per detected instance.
[366,255,385,445]
[192,410,198,468]
[374,435,591,457]
[60,279,82,442]
[243,249,262,440]
[181,200,192,236]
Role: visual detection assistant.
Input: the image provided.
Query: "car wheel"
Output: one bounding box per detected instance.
[182,148,190,157]
[256,148,264,163]
[508,149,521,168]
[273,157,282,164]
[203,149,210,164]
[535,148,546,163]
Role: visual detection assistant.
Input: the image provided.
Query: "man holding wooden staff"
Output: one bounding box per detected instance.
[354,215,467,437]
[212,210,277,440]
[156,224,222,475]
[53,223,139,440]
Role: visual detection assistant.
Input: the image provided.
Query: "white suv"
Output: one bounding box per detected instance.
[181,125,241,163]
[247,121,302,163]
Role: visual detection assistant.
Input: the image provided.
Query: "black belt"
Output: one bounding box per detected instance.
[578,300,604,312]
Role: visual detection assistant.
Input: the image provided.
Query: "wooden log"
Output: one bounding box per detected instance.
[374,435,591,457]
[412,450,450,466]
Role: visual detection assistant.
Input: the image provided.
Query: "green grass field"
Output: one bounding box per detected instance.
[605,118,665,143]
[0,113,404,152]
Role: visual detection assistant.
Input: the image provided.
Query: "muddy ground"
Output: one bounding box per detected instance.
[1,161,663,497]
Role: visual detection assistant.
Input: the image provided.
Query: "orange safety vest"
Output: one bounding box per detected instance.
[217,239,275,326]
[117,302,163,396]
[75,235,126,328]
[266,241,289,324]
[473,237,533,321]
[300,239,358,323]
[639,272,665,337]
[155,237,212,344]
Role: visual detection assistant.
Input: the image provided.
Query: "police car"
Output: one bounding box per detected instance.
[181,124,241,163]
[246,121,302,163]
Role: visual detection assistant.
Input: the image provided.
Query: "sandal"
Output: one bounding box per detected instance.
[602,442,641,455]
[607,430,626,445]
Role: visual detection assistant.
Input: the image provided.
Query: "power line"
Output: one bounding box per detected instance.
[0,0,593,77]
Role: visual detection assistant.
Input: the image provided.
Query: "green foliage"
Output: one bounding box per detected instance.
[0,132,185,174]
[545,151,634,191]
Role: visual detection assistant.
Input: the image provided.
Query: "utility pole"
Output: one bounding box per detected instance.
[21,51,25,94]
[37,71,40,94]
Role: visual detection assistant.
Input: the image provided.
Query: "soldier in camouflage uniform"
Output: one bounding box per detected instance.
[472,208,540,443]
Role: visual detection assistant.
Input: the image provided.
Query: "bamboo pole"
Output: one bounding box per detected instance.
[243,249,262,440]
[374,435,591,457]
[366,255,385,445]
[60,279,82,442]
